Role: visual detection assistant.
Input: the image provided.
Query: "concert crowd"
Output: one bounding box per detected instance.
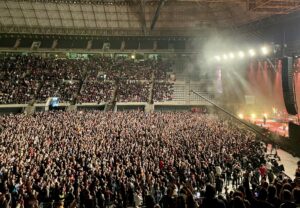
[0,111,299,208]
[0,56,173,104]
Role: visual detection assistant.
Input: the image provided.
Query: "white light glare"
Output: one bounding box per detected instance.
[229,53,235,59]
[238,113,244,119]
[238,51,245,58]
[249,49,256,57]
[215,56,221,61]
[223,54,228,60]
[261,46,269,55]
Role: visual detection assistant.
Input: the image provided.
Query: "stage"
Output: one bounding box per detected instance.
[243,115,299,138]
[252,118,289,137]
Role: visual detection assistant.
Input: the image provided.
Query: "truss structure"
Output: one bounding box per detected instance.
[249,0,300,14]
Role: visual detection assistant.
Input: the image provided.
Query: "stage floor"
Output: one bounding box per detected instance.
[253,118,289,137]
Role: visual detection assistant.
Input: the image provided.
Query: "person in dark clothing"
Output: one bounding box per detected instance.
[292,187,300,207]
[254,188,274,208]
[280,190,296,208]
[295,161,300,178]
[231,196,246,208]
[145,195,157,208]
[216,176,224,194]
[160,188,176,208]
[201,184,226,208]
[267,185,281,208]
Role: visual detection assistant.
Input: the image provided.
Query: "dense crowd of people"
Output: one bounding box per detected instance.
[36,81,80,103]
[78,81,114,103]
[117,81,150,102]
[153,82,174,102]
[0,56,174,104]
[1,111,298,208]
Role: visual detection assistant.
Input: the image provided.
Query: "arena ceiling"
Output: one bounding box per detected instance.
[0,0,299,37]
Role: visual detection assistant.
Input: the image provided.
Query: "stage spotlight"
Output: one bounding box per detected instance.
[251,113,256,119]
[261,46,269,55]
[249,49,256,57]
[238,113,244,119]
[229,53,235,59]
[223,54,228,60]
[215,56,221,61]
[238,51,245,58]
[131,54,135,59]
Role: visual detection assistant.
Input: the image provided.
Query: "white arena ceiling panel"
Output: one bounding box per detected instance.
[94,13,106,20]
[69,4,81,12]
[62,20,73,27]
[23,10,36,18]
[0,1,6,8]
[13,18,26,26]
[47,11,59,19]
[85,20,96,28]
[73,20,85,27]
[0,17,13,25]
[32,2,45,10]
[38,19,51,27]
[6,1,20,9]
[44,3,57,11]
[19,2,33,10]
[60,11,72,19]
[128,13,139,21]
[107,21,118,28]
[118,13,129,20]
[93,5,104,13]
[118,21,129,28]
[96,21,107,28]
[71,11,83,20]
[117,6,128,13]
[105,5,116,13]
[58,4,70,11]
[83,13,95,20]
[106,13,118,21]
[36,11,48,19]
[26,18,39,26]
[128,21,140,28]
[0,0,292,36]
[81,5,93,12]
[49,19,62,27]
[0,9,10,17]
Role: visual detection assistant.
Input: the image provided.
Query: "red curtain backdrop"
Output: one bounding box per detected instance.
[247,59,300,115]
[247,60,283,112]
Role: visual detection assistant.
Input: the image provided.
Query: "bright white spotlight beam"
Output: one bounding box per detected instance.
[229,53,235,59]
[215,56,221,61]
[223,54,228,60]
[249,49,256,57]
[238,51,245,58]
[261,46,269,55]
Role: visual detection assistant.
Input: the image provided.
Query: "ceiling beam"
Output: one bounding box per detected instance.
[250,0,300,12]
[250,0,272,10]
[139,0,147,35]
[150,0,166,31]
